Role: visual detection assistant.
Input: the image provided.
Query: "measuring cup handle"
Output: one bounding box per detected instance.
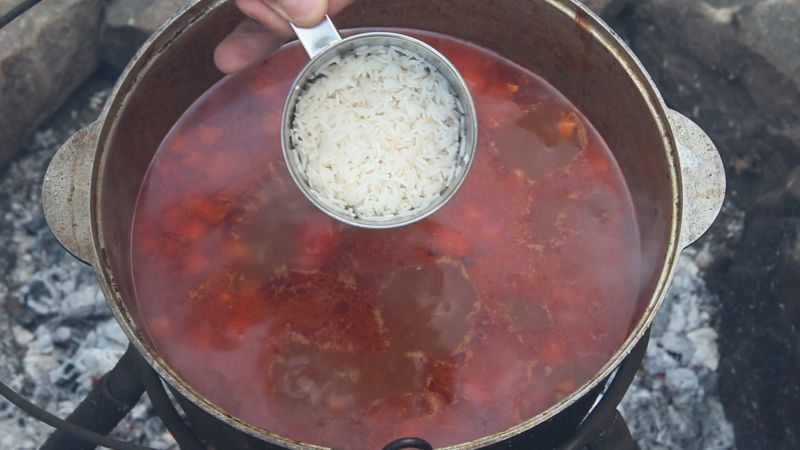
[291,15,342,58]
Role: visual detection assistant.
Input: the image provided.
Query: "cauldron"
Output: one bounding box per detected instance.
[42,0,725,448]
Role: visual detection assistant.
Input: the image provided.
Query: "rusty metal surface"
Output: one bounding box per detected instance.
[41,0,725,448]
[41,121,99,265]
[667,109,727,248]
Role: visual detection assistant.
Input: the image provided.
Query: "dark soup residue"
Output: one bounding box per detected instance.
[132,30,642,449]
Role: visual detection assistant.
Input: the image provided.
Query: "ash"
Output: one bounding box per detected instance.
[619,251,736,450]
[0,76,734,450]
[0,74,176,450]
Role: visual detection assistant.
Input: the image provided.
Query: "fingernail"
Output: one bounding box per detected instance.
[261,0,290,21]
[277,0,319,24]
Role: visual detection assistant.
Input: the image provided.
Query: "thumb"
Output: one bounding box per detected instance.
[271,0,330,27]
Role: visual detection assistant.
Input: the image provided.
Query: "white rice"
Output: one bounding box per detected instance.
[290,45,464,219]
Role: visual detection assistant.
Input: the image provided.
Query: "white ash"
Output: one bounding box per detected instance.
[0,79,176,450]
[619,252,736,450]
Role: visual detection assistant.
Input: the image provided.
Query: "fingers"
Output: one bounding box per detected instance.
[270,0,330,27]
[237,0,330,31]
[214,19,284,73]
[235,0,293,36]
[215,0,356,73]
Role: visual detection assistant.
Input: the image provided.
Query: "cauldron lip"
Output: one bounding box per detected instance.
[88,0,683,448]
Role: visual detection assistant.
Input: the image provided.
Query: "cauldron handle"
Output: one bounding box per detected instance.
[42,122,100,265]
[382,437,434,450]
[667,110,726,248]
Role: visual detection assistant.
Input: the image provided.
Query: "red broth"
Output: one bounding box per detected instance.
[132,30,642,449]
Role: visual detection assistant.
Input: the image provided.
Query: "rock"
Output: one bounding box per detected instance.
[737,1,800,116]
[0,0,103,169]
[99,0,189,69]
[0,0,27,20]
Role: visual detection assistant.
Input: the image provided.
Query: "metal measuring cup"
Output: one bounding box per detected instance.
[280,17,478,229]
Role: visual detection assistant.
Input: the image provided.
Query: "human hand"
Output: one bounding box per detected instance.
[214,0,354,74]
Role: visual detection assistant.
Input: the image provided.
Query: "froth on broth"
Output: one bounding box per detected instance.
[131,29,642,450]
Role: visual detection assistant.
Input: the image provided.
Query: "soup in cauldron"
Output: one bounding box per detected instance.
[131,29,642,449]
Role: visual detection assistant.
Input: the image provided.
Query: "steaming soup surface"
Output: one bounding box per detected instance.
[131,29,642,450]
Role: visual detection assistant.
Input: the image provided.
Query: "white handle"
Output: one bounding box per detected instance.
[290,15,342,58]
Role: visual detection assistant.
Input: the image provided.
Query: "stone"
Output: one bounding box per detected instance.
[0,0,28,21]
[0,0,103,169]
[99,0,189,70]
[737,1,800,116]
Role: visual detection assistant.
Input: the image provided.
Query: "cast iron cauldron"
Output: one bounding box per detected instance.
[41,0,726,448]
